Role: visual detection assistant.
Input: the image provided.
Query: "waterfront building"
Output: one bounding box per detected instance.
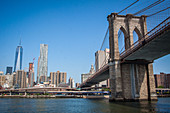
[81,73,91,84]
[71,79,75,88]
[0,71,3,75]
[0,74,13,88]
[68,77,75,88]
[14,42,23,72]
[50,71,67,87]
[95,48,110,87]
[38,44,48,83]
[154,72,170,88]
[76,83,80,88]
[6,67,13,75]
[39,76,46,83]
[3,74,13,88]
[81,64,95,83]
[58,83,69,88]
[47,76,50,83]
[107,79,110,87]
[13,70,27,88]
[13,72,16,86]
[0,75,6,86]
[25,70,30,87]
[37,56,40,83]
[59,72,67,84]
[28,63,34,87]
[95,48,109,71]
[50,71,59,87]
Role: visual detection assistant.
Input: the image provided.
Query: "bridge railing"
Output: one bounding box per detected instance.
[120,16,170,59]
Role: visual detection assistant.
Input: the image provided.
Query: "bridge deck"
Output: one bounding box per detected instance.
[121,25,170,61]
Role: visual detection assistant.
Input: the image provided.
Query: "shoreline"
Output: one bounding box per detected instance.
[0,95,169,99]
[0,95,109,99]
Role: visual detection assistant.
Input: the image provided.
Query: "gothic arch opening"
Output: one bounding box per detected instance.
[133,27,143,44]
[118,26,127,53]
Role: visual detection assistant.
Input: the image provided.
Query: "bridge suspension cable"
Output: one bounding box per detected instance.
[118,0,139,14]
[100,27,109,50]
[133,0,165,15]
[148,7,170,17]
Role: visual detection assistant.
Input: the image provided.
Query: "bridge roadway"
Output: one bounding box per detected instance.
[80,17,170,88]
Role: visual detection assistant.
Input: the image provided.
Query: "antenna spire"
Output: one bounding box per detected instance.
[19,39,21,45]
[19,34,21,45]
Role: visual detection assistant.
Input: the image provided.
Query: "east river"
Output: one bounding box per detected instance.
[0,97,170,113]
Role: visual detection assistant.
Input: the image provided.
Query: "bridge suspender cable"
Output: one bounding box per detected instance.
[133,0,165,15]
[118,0,139,14]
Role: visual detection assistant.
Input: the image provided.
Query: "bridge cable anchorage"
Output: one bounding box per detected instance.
[148,7,170,17]
[118,0,139,14]
[133,0,165,16]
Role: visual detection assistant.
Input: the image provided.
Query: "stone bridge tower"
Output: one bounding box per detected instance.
[107,13,157,101]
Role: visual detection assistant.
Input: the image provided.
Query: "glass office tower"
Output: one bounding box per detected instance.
[6,67,13,75]
[14,45,23,72]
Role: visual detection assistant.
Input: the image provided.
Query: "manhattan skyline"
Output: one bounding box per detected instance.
[0,0,169,84]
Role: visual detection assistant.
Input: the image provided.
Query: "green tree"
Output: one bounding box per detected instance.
[158,86,164,88]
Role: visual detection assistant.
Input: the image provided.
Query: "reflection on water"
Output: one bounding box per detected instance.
[0,97,169,113]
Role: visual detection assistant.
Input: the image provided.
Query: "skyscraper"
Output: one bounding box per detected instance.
[13,70,27,88]
[14,42,23,72]
[38,44,48,83]
[28,63,34,87]
[69,77,75,88]
[6,67,13,75]
[50,71,67,87]
[81,64,95,83]
[95,48,110,87]
[59,72,67,84]
[50,71,59,87]
[37,56,40,83]
[76,83,80,88]
[95,48,109,72]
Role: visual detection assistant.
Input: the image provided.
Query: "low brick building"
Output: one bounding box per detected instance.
[154,72,170,88]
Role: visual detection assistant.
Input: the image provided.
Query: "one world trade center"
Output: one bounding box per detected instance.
[14,41,23,72]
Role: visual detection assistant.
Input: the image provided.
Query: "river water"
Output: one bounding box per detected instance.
[0,97,170,113]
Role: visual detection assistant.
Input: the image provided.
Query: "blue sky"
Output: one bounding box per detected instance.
[0,0,169,84]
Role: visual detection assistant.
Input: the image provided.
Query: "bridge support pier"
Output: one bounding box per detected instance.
[109,60,123,101]
[146,64,157,101]
[109,62,157,102]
